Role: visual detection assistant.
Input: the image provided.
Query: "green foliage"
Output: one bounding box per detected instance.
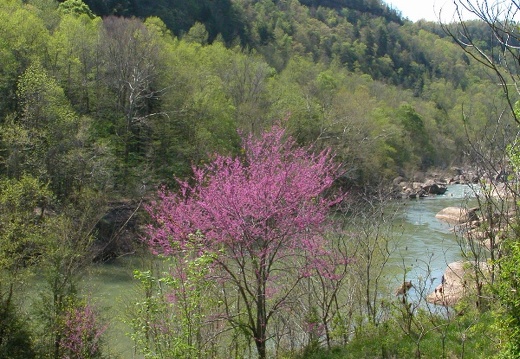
[58,0,95,18]
[494,237,520,358]
[0,175,52,272]
[146,39,242,180]
[128,243,217,359]
[396,104,434,169]
[2,62,111,198]
[0,175,51,358]
[292,310,497,359]
[0,301,36,358]
[183,22,209,45]
[0,0,50,112]
[0,0,506,191]
[49,9,101,114]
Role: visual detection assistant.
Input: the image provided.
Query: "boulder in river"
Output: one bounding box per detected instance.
[422,180,447,195]
[435,206,479,224]
[395,178,448,199]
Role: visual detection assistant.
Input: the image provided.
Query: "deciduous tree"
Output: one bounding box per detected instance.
[99,16,162,187]
[0,175,51,358]
[146,125,342,359]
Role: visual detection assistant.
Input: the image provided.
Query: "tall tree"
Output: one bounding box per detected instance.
[49,5,101,114]
[99,16,162,187]
[146,125,342,359]
[221,53,273,134]
[0,0,50,114]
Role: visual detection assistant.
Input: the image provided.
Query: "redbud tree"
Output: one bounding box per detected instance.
[59,302,107,359]
[146,125,342,359]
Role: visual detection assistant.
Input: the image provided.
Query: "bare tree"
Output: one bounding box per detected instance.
[442,1,520,123]
[441,0,520,279]
[99,16,163,182]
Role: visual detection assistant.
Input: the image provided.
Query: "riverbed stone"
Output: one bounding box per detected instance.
[427,261,490,306]
[422,179,447,195]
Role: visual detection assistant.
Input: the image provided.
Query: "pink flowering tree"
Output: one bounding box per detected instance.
[146,125,342,359]
[59,301,107,359]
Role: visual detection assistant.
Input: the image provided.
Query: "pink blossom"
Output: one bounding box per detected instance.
[59,303,107,359]
[146,125,341,257]
[146,125,344,359]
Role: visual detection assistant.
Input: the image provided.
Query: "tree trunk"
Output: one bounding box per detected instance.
[0,284,14,348]
[255,336,266,359]
[255,257,267,359]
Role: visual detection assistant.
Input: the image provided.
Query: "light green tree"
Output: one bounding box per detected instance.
[58,0,94,18]
[0,0,50,113]
[129,242,219,359]
[184,22,209,45]
[0,175,52,358]
[49,7,101,114]
[2,62,113,198]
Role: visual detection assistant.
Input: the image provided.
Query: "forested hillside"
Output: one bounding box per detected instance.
[1,0,518,358]
[0,0,512,197]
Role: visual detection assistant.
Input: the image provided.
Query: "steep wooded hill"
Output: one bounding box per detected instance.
[0,0,512,196]
[76,0,487,93]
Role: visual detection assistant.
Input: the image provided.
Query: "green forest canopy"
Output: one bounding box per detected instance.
[0,0,513,199]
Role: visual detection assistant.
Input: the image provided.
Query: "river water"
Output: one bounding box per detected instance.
[83,184,477,356]
[387,184,478,296]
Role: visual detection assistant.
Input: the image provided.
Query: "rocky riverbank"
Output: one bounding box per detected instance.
[427,176,516,306]
[393,167,482,199]
[427,260,490,306]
